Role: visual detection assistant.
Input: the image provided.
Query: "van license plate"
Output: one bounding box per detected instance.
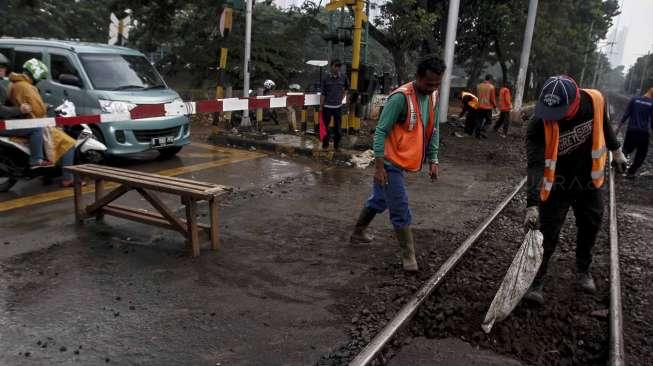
[151,136,175,148]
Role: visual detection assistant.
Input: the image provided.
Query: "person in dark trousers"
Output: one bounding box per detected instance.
[494,81,513,137]
[349,56,445,272]
[320,59,349,151]
[476,74,496,139]
[459,91,479,136]
[618,86,653,178]
[523,75,627,305]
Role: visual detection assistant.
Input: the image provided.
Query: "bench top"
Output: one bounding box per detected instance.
[65,164,225,199]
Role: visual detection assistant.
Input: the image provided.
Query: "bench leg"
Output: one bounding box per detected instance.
[95,179,105,222]
[209,198,219,251]
[73,175,84,225]
[185,199,200,257]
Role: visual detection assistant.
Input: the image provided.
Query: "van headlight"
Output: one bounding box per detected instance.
[99,100,136,114]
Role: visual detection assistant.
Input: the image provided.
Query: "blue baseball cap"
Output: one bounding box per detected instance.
[535,75,579,120]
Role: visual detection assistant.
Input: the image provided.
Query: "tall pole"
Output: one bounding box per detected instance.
[436,0,461,125]
[241,0,253,127]
[592,50,602,88]
[579,21,594,87]
[512,0,539,118]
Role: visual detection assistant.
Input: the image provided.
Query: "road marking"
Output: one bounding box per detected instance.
[0,144,264,212]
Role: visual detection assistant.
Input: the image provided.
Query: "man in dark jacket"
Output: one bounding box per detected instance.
[523,75,627,305]
[618,86,653,178]
[320,59,349,151]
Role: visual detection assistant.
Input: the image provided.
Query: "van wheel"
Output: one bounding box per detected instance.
[158,146,183,160]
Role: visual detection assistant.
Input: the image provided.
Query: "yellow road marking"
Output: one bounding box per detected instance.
[0,144,264,212]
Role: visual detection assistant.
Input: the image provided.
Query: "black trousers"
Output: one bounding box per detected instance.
[476,109,492,137]
[534,186,604,284]
[622,130,650,175]
[322,107,342,149]
[463,110,478,135]
[493,111,510,134]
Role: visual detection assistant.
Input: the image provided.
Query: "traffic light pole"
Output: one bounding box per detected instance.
[241,0,253,127]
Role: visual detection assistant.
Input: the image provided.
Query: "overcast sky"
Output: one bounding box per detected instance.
[608,0,653,69]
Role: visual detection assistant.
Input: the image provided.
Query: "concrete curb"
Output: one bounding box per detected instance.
[209,133,360,163]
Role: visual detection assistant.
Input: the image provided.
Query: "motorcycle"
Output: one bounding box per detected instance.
[0,100,107,192]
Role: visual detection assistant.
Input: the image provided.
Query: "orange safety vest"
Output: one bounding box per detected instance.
[477,81,496,110]
[498,87,512,111]
[384,82,437,172]
[540,89,607,202]
[461,91,479,110]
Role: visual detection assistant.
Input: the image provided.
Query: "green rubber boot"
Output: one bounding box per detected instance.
[350,207,376,244]
[395,226,418,272]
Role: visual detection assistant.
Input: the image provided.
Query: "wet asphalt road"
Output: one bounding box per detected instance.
[0,134,521,365]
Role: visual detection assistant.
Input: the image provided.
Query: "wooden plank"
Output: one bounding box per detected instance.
[136,188,186,234]
[95,179,105,221]
[102,204,177,231]
[85,185,131,216]
[77,165,213,195]
[185,199,200,257]
[82,165,219,192]
[209,197,220,251]
[68,164,220,190]
[73,175,85,225]
[63,168,210,199]
[103,203,211,231]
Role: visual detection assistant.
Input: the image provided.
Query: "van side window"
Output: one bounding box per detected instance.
[50,54,80,82]
[14,51,43,72]
[0,48,14,73]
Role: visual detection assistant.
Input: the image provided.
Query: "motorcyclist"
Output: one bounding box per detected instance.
[9,58,77,186]
[0,55,52,169]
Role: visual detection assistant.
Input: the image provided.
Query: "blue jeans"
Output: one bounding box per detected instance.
[0,128,45,165]
[364,164,412,229]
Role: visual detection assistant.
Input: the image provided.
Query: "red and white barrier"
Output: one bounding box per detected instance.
[0,93,321,131]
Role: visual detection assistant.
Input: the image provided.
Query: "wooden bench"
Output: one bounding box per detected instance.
[64,164,223,257]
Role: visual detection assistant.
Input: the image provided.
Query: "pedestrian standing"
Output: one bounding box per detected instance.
[494,81,513,137]
[349,57,445,272]
[320,59,349,151]
[476,74,496,139]
[617,86,653,179]
[523,75,627,304]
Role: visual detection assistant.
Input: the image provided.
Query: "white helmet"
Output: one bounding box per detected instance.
[263,79,276,90]
[289,83,301,91]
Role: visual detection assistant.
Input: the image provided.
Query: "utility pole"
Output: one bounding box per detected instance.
[578,21,594,87]
[512,0,539,122]
[436,0,461,126]
[592,51,603,88]
[241,0,253,127]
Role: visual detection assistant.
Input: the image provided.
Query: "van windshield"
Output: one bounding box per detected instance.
[79,53,166,91]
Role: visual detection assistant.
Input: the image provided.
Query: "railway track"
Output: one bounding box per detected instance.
[349,160,625,366]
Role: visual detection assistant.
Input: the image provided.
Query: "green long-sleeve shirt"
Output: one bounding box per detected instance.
[373,91,440,165]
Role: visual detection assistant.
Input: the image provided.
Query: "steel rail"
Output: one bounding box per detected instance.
[608,153,625,366]
[349,177,527,366]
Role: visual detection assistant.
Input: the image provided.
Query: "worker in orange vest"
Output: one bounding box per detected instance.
[475,74,496,139]
[493,81,512,137]
[349,57,445,272]
[459,91,479,136]
[523,75,627,305]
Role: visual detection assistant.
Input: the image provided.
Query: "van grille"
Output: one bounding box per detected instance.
[133,126,181,142]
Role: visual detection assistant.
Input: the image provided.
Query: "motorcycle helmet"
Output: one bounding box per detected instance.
[263,79,276,90]
[22,58,49,82]
[289,83,301,92]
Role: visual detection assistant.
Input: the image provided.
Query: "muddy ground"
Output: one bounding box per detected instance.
[319,121,652,365]
[0,107,650,365]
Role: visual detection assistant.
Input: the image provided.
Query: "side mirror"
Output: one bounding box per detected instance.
[59,74,82,88]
